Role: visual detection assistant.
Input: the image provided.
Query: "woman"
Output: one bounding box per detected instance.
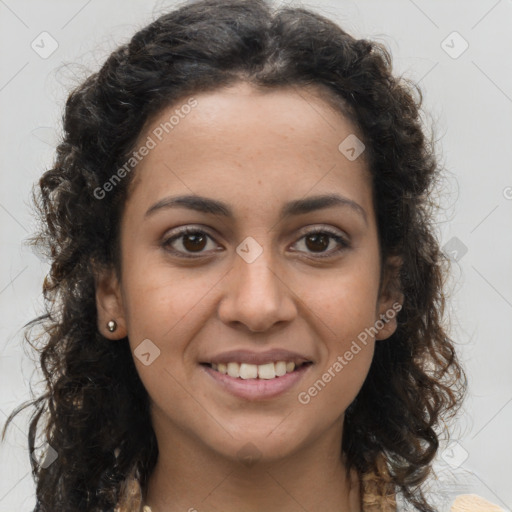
[2,0,478,510]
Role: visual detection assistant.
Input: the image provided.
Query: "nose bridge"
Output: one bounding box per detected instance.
[234,235,282,302]
[219,235,296,332]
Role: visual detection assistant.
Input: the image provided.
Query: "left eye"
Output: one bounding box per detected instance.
[292,229,349,258]
[162,227,349,259]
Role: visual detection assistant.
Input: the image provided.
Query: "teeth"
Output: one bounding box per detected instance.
[240,363,258,379]
[210,360,302,379]
[227,362,240,378]
[258,362,276,379]
[275,361,287,376]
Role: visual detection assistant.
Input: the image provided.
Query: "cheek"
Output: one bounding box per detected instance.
[121,261,212,349]
[297,263,379,409]
[298,343,374,434]
[119,265,223,410]
[119,272,206,416]
[312,260,381,342]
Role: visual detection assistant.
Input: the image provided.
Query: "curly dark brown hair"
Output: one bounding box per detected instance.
[2,0,467,510]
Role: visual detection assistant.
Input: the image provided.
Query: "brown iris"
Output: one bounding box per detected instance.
[304,233,330,252]
[182,232,207,252]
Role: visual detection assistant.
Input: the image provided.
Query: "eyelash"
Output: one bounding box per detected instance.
[161,226,350,260]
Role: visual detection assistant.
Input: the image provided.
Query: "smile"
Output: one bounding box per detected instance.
[204,361,311,379]
[200,361,313,400]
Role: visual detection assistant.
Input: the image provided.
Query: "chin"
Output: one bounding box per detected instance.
[207,427,309,465]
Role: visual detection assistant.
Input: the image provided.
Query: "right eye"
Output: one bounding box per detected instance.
[162,227,220,258]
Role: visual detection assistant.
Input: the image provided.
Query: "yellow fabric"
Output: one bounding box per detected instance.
[450,494,505,511]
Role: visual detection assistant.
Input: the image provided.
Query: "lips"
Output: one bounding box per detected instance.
[200,361,312,400]
[198,349,313,400]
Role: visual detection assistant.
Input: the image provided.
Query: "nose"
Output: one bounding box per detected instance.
[217,245,297,333]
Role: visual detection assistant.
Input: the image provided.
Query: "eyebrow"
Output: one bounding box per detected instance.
[145,193,368,225]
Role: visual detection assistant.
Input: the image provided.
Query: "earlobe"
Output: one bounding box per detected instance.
[94,266,127,340]
[375,255,404,341]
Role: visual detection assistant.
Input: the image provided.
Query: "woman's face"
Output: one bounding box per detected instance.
[96,81,401,463]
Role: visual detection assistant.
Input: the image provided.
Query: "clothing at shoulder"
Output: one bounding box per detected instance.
[114,475,506,512]
[450,494,506,511]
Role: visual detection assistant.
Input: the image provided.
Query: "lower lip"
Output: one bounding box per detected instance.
[200,363,312,401]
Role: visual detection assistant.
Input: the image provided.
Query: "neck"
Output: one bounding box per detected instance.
[143,410,361,512]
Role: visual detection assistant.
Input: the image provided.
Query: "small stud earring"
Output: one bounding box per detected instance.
[107,320,117,332]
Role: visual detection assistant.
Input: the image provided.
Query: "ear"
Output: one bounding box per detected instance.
[375,255,404,341]
[94,264,127,340]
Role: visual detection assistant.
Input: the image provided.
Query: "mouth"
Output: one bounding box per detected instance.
[199,360,314,401]
[200,360,313,380]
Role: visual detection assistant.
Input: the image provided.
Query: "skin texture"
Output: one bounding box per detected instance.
[96,82,403,512]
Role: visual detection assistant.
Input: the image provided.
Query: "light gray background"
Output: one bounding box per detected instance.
[1,0,511,510]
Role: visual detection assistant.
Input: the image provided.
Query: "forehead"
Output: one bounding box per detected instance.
[126,82,372,217]
[139,81,363,153]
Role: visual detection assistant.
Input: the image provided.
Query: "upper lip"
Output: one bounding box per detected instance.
[200,349,313,366]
